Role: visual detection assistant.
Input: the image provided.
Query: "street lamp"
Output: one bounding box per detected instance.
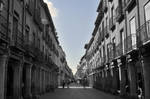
[0,1,4,12]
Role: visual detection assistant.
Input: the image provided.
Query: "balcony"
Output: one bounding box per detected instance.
[137,20,150,47]
[125,33,137,53]
[116,43,123,58]
[103,0,108,13]
[104,26,109,38]
[0,14,10,43]
[95,9,104,27]
[116,4,124,22]
[109,16,116,31]
[26,0,34,15]
[34,8,43,31]
[108,43,116,62]
[12,25,24,50]
[101,56,106,66]
[125,0,136,12]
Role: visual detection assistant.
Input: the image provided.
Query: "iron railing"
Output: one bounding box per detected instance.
[108,43,116,61]
[136,20,150,47]
[13,23,24,49]
[116,43,123,57]
[0,14,10,43]
[103,0,108,13]
[125,33,137,53]
[116,4,124,22]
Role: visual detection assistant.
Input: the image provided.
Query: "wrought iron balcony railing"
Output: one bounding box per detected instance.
[125,33,137,53]
[103,0,108,13]
[116,43,123,57]
[12,24,24,50]
[95,9,104,26]
[116,4,124,22]
[26,0,34,15]
[108,43,116,61]
[136,20,150,47]
[125,0,136,11]
[0,14,10,43]
[34,8,43,31]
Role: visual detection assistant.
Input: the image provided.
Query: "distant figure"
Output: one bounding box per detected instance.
[66,80,70,88]
[83,78,87,89]
[62,80,65,88]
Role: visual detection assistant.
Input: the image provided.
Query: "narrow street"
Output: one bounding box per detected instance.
[39,84,123,99]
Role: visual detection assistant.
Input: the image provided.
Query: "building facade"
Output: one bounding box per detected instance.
[0,0,70,99]
[83,0,150,99]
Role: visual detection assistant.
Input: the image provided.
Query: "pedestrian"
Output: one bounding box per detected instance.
[83,78,87,89]
[67,80,70,88]
[62,80,65,88]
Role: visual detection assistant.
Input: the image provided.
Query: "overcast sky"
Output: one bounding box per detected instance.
[44,0,99,74]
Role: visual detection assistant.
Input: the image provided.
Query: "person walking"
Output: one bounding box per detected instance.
[66,80,70,88]
[62,80,65,88]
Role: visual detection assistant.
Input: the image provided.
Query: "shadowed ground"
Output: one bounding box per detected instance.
[39,83,124,99]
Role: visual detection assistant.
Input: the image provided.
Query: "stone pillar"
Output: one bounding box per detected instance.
[119,66,127,96]
[39,68,42,94]
[0,55,8,99]
[24,64,32,99]
[111,67,120,94]
[43,70,45,93]
[37,68,41,94]
[127,62,138,98]
[142,56,150,99]
[31,66,36,96]
[13,62,22,99]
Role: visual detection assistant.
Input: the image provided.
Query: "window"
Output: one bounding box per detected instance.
[13,17,18,40]
[129,17,136,48]
[120,30,124,53]
[32,32,35,45]
[38,38,40,48]
[112,37,116,56]
[25,26,29,44]
[111,6,114,18]
[145,1,150,21]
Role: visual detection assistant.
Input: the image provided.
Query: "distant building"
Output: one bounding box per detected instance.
[82,0,150,99]
[0,0,72,99]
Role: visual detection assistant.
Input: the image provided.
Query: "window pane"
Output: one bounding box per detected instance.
[130,17,136,48]
[145,2,150,21]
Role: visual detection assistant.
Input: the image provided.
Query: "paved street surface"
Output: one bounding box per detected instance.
[39,84,124,99]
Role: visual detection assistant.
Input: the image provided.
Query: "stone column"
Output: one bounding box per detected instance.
[43,70,46,93]
[24,64,32,99]
[0,55,8,99]
[39,68,42,94]
[112,67,120,94]
[127,62,138,98]
[37,68,41,94]
[13,61,22,99]
[143,56,150,99]
[119,66,127,96]
[31,66,36,96]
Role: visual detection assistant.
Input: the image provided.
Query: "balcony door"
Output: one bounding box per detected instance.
[129,17,136,49]
[144,1,150,39]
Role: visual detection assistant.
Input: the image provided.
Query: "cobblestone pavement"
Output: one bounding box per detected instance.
[39,87,124,99]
